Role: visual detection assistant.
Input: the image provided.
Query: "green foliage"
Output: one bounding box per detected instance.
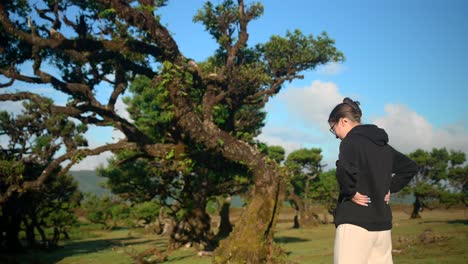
[285,148,328,222]
[258,30,344,77]
[81,194,131,229]
[0,100,86,249]
[286,148,323,180]
[165,148,175,160]
[194,1,264,45]
[406,148,467,210]
[29,172,82,243]
[206,199,218,215]
[131,201,161,224]
[213,104,229,126]
[0,159,25,184]
[98,8,116,19]
[82,194,112,226]
[309,169,339,214]
[97,152,168,203]
[110,203,131,226]
[266,145,285,164]
[126,75,175,142]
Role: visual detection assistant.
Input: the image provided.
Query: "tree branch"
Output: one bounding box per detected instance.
[226,0,249,70]
[0,139,178,205]
[95,0,183,64]
[0,68,47,85]
[246,73,302,108]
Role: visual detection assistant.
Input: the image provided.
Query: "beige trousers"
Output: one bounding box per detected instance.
[334,224,393,264]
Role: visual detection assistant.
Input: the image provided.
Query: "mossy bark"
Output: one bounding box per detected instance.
[168,201,215,251]
[213,165,286,263]
[289,191,319,229]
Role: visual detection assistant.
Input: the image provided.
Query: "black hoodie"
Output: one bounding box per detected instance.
[334,124,418,231]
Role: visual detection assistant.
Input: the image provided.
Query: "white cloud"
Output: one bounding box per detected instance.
[257,126,312,155]
[317,62,346,76]
[0,100,25,115]
[70,151,114,171]
[373,104,468,154]
[0,135,10,148]
[258,80,347,162]
[111,128,126,141]
[115,98,133,123]
[274,80,346,130]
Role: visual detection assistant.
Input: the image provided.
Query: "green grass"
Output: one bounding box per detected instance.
[7,207,468,264]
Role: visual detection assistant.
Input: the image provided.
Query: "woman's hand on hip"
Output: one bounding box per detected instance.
[351,192,371,206]
[385,191,391,204]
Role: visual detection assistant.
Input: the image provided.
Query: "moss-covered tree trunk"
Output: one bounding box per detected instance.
[213,162,285,263]
[167,184,215,251]
[288,191,319,229]
[168,206,214,250]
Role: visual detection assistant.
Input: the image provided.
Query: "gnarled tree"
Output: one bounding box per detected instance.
[405,148,466,218]
[0,0,343,262]
[285,148,325,228]
[0,102,83,251]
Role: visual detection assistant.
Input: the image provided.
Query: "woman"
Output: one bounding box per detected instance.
[329,98,418,264]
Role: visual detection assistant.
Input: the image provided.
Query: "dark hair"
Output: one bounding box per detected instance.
[328,97,362,123]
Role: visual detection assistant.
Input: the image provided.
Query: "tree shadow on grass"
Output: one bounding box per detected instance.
[12,237,160,264]
[420,219,468,225]
[447,219,468,225]
[274,236,309,244]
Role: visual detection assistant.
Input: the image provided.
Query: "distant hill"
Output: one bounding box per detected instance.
[69,170,110,196]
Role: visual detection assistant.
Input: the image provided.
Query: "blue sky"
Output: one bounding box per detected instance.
[1,0,467,169]
[156,0,468,167]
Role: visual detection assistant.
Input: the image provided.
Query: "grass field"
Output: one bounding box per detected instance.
[7,206,468,264]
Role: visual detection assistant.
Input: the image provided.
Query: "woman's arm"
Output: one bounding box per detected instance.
[336,139,360,199]
[390,148,418,193]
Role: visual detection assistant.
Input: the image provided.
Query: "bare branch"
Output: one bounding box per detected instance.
[226,0,249,70]
[0,68,47,85]
[246,73,302,108]
[108,64,127,109]
[0,77,14,88]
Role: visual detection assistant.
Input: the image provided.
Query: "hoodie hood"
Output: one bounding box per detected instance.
[348,124,389,146]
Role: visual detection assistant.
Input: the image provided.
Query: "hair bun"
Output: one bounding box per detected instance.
[343,97,361,112]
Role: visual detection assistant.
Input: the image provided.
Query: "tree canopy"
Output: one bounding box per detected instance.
[0,103,83,251]
[405,148,467,218]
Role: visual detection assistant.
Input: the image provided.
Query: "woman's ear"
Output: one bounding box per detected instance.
[339,117,348,126]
